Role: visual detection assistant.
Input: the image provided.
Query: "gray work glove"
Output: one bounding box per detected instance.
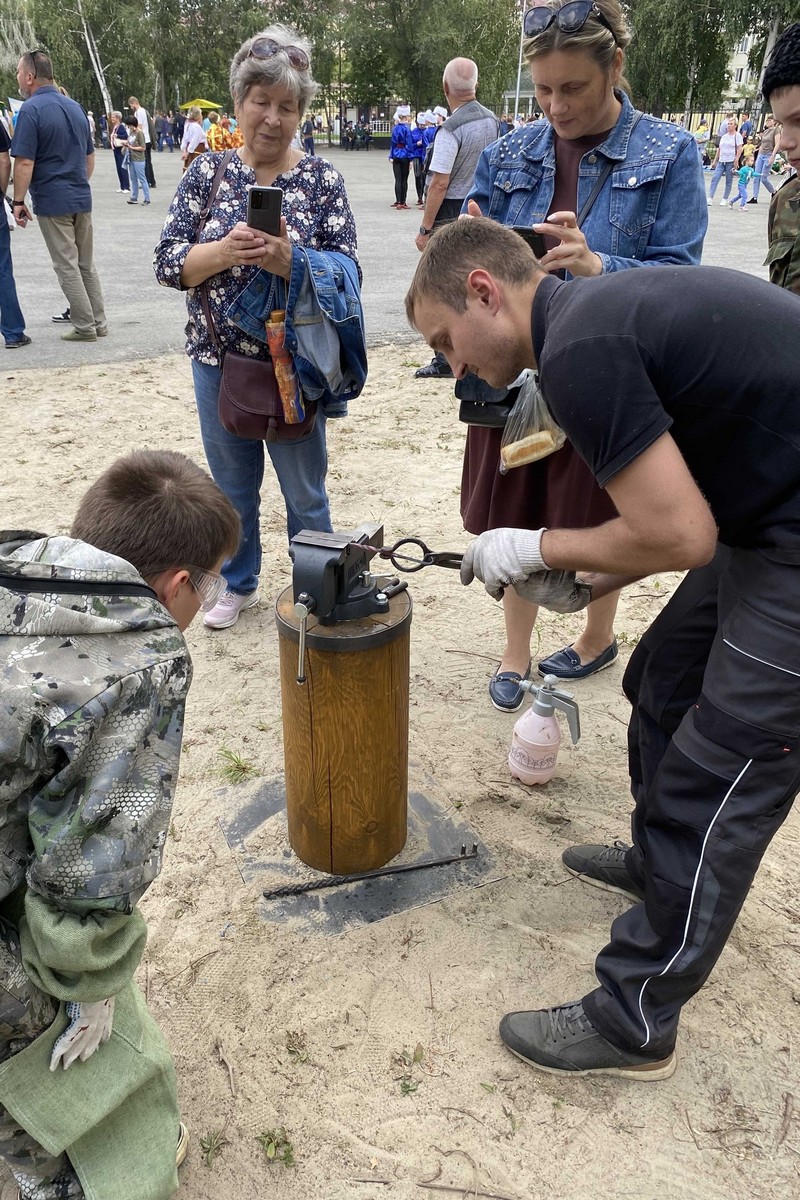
[50,997,115,1071]
[508,569,593,613]
[460,527,592,612]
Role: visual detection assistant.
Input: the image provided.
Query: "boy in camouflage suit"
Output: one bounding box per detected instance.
[0,450,239,1200]
[763,22,800,296]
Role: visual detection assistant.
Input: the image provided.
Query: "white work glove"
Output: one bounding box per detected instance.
[460,527,592,613]
[460,527,550,599]
[50,997,115,1071]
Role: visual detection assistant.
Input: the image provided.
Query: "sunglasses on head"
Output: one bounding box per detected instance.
[248,37,309,72]
[524,1,618,44]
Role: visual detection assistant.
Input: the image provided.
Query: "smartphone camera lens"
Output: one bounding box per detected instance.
[251,191,262,208]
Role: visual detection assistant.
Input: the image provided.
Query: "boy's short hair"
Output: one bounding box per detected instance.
[405,217,541,326]
[70,450,240,578]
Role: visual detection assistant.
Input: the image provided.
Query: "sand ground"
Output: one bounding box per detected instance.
[3,343,799,1200]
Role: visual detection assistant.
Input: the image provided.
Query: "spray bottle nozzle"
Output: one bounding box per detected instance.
[519,674,581,745]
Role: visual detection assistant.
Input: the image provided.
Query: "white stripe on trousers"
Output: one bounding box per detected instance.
[636,757,754,1048]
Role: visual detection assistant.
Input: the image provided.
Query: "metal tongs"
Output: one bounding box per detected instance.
[355,536,463,573]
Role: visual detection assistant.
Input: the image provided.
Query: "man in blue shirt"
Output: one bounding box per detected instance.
[11,50,107,342]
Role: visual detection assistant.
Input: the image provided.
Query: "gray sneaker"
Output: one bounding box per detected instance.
[562,841,644,902]
[500,1000,676,1079]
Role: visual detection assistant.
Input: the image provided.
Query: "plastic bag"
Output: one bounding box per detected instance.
[499,371,566,473]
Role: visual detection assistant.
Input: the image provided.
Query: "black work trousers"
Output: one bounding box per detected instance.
[583,546,800,1059]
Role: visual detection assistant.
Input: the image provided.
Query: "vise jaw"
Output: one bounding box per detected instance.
[289,523,388,625]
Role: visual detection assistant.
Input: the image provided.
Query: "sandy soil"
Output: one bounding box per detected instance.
[3,347,799,1200]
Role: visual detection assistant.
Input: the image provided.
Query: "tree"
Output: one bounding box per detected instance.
[624,0,800,117]
[6,0,521,120]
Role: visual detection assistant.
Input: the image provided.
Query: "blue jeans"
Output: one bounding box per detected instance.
[192,359,332,594]
[752,153,775,200]
[129,159,150,202]
[733,182,748,208]
[0,218,26,346]
[709,160,734,200]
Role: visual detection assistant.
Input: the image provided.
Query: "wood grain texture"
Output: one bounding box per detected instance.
[277,591,411,873]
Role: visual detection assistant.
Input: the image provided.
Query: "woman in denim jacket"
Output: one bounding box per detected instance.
[461,0,707,711]
[155,26,362,631]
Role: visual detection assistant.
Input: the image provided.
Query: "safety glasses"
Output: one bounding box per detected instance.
[187,566,227,611]
[248,37,310,72]
[524,1,618,44]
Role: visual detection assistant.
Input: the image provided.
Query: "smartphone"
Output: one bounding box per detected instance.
[512,225,548,260]
[246,186,283,236]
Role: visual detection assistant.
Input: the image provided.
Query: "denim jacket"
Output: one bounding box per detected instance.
[227,245,367,418]
[466,93,707,274]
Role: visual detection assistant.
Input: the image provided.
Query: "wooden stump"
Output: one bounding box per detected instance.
[276,587,412,873]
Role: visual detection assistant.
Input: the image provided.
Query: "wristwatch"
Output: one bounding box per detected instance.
[419,225,432,236]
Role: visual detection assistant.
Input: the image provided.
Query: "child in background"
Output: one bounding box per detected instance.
[730,155,756,210]
[125,115,150,206]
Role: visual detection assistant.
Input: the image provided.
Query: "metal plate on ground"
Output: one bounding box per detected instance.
[216,762,502,934]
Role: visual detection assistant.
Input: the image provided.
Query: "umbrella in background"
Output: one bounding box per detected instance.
[179,99,223,111]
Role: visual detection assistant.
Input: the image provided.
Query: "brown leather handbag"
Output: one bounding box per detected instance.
[196,151,316,443]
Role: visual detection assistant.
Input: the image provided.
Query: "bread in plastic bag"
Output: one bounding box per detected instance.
[499,371,566,473]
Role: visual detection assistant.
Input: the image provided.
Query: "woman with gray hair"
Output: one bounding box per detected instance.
[155,26,363,630]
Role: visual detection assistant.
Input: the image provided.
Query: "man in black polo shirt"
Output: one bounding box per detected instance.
[11,50,107,342]
[406,216,800,1081]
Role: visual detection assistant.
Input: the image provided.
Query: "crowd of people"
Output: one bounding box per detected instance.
[0,5,799,1198]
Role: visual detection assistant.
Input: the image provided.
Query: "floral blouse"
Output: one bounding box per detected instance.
[153,151,359,367]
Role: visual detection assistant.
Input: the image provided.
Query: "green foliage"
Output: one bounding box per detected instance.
[256,1128,295,1166]
[217,746,257,783]
[198,1126,229,1168]
[625,0,800,115]
[3,0,519,119]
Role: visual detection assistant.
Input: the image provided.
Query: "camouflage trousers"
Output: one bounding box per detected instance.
[0,918,84,1200]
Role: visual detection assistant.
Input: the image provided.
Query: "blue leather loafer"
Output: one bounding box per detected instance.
[489,661,532,712]
[538,640,618,680]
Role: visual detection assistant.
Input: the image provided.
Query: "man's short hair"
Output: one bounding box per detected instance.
[405,217,541,325]
[70,450,240,579]
[23,50,53,81]
[762,23,800,103]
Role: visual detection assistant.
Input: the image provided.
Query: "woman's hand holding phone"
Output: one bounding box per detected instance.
[534,211,603,276]
[218,218,292,280]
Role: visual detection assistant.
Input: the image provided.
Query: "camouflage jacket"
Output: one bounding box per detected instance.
[0,532,192,921]
[765,174,800,296]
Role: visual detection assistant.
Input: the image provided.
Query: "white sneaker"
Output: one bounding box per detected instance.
[707,197,713,205]
[203,589,259,629]
[719,199,728,206]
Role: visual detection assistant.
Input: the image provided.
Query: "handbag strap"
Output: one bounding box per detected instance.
[576,111,643,227]
[196,150,237,349]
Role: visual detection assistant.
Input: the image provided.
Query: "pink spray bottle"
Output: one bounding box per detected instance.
[508,674,581,785]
